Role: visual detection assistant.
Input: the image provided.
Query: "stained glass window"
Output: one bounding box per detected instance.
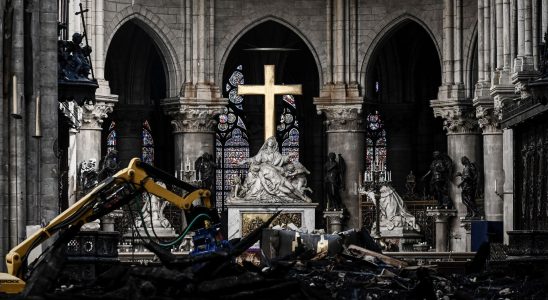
[107,121,117,160]
[142,120,154,165]
[365,111,387,171]
[278,95,299,162]
[215,65,249,209]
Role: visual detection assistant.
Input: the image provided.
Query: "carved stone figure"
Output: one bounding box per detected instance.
[324,152,344,210]
[58,32,92,81]
[456,156,481,218]
[228,136,312,203]
[366,185,420,232]
[195,152,217,190]
[79,158,98,193]
[136,182,171,229]
[98,150,119,181]
[421,151,453,208]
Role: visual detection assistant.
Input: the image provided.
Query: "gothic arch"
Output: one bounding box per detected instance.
[465,22,478,99]
[105,5,181,98]
[359,14,442,96]
[217,16,323,87]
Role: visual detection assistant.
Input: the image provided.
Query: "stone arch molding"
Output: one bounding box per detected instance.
[217,15,323,86]
[359,13,442,96]
[105,4,181,98]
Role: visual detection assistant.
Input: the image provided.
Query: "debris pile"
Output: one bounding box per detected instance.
[10,223,548,299]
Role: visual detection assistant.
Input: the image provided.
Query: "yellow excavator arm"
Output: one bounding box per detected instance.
[0,158,211,294]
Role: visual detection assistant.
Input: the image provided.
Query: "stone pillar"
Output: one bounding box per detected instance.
[323,210,344,234]
[432,104,481,251]
[427,208,457,252]
[162,96,225,183]
[76,100,114,230]
[76,100,114,169]
[502,129,513,243]
[477,107,504,221]
[316,105,365,230]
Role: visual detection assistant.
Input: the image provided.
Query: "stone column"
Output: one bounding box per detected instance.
[432,104,481,251]
[477,107,503,221]
[75,100,114,230]
[76,100,115,170]
[316,105,365,230]
[427,208,457,252]
[162,97,225,183]
[502,128,513,243]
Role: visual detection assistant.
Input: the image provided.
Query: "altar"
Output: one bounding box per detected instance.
[226,202,318,239]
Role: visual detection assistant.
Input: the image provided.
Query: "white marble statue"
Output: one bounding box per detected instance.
[136,182,171,229]
[366,185,420,232]
[228,136,312,203]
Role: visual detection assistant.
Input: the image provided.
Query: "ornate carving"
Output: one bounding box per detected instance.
[168,105,224,133]
[432,104,479,134]
[476,106,501,133]
[81,100,114,130]
[317,105,364,131]
[59,100,83,129]
[241,212,302,236]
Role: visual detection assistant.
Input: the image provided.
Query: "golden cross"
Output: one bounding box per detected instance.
[237,65,302,141]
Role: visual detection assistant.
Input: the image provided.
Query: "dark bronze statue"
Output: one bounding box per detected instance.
[195,152,217,190]
[456,156,480,218]
[421,151,453,208]
[58,32,92,81]
[324,152,344,210]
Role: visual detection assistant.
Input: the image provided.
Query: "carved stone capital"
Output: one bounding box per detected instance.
[162,85,227,134]
[316,104,364,132]
[81,100,115,130]
[475,106,501,133]
[166,104,225,134]
[431,102,479,134]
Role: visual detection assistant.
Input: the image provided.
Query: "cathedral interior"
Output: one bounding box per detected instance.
[0,0,548,298]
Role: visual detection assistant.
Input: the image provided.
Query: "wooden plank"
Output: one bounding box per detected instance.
[346,244,408,268]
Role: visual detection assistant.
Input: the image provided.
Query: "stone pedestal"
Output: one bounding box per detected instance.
[459,217,483,252]
[227,202,318,239]
[323,209,344,233]
[380,227,423,252]
[426,207,457,252]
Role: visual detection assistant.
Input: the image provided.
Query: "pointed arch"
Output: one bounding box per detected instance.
[465,22,478,99]
[217,16,323,86]
[360,14,442,96]
[105,5,181,97]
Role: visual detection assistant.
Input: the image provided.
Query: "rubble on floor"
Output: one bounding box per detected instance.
[8,228,548,299]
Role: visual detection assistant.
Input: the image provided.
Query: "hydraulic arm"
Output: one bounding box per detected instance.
[0,158,211,294]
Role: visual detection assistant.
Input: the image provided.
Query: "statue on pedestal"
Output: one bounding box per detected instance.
[228,137,312,203]
[421,151,453,208]
[136,182,171,229]
[456,156,481,218]
[365,185,420,232]
[324,153,344,210]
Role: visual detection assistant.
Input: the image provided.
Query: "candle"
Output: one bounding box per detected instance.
[186,156,190,171]
[34,95,42,137]
[11,75,21,118]
[495,180,497,192]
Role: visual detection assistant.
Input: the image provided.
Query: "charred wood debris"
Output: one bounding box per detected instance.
[5,215,548,300]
